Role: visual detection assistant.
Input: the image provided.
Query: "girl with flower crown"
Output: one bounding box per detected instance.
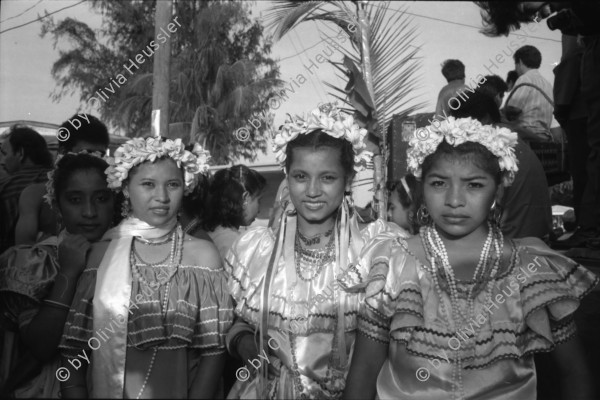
[58,138,233,398]
[225,105,406,399]
[343,117,598,400]
[0,152,115,398]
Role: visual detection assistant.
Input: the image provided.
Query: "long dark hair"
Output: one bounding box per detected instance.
[202,165,266,231]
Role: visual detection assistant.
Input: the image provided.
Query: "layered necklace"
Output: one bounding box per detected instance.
[421,222,503,400]
[294,227,336,282]
[129,224,184,399]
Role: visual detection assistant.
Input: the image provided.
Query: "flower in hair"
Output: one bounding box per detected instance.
[272,103,372,173]
[44,150,106,208]
[105,137,211,194]
[407,117,519,186]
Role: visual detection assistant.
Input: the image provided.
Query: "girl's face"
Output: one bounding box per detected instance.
[423,155,499,240]
[287,146,350,228]
[58,169,114,241]
[388,191,410,230]
[124,158,184,227]
[243,193,262,226]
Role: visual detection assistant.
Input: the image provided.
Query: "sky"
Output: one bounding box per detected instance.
[0,0,562,166]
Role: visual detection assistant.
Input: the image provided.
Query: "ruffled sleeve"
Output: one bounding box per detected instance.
[224,226,274,308]
[354,237,423,344]
[59,266,97,352]
[0,239,59,329]
[515,237,599,347]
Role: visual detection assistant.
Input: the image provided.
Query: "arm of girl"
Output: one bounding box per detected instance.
[20,234,90,361]
[551,334,594,400]
[188,351,227,398]
[59,351,88,399]
[343,332,387,400]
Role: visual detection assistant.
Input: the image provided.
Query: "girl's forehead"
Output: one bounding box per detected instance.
[426,155,495,178]
[131,158,182,178]
[289,146,343,170]
[64,169,107,191]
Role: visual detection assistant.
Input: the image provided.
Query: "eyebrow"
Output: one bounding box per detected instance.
[427,173,490,181]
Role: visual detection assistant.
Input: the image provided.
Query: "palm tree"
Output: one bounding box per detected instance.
[266,0,425,216]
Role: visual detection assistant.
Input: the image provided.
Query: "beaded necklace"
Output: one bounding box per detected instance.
[182,217,200,235]
[297,227,333,246]
[129,224,184,399]
[421,222,503,400]
[294,229,336,282]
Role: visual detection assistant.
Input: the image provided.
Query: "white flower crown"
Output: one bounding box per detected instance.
[272,104,372,173]
[44,150,107,208]
[105,137,210,194]
[407,117,519,186]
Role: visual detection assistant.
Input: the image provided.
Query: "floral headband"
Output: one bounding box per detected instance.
[105,137,210,194]
[272,103,372,174]
[407,117,519,186]
[44,150,106,208]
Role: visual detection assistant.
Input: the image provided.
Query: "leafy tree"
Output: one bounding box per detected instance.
[42,0,282,164]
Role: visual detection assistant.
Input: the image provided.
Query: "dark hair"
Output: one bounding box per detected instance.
[202,165,266,231]
[5,125,53,167]
[480,75,508,97]
[285,129,355,179]
[449,89,501,124]
[387,175,420,233]
[514,45,542,69]
[506,70,519,86]
[441,59,465,82]
[421,141,502,186]
[53,153,110,205]
[476,2,533,36]
[58,114,110,154]
[182,173,210,220]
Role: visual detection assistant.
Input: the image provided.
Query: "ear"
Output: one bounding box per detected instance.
[16,147,26,163]
[122,186,130,199]
[242,191,250,206]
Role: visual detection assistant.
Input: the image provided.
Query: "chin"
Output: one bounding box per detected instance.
[297,208,337,225]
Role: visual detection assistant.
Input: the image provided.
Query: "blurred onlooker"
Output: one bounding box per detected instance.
[552,34,591,248]
[203,164,266,261]
[386,175,419,235]
[450,89,552,239]
[0,125,53,253]
[479,74,509,107]
[14,114,110,246]
[435,59,468,116]
[506,70,519,92]
[504,45,554,141]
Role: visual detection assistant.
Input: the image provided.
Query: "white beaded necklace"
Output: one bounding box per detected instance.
[129,224,184,399]
[422,222,503,400]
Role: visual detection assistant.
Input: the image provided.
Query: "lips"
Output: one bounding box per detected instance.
[304,202,326,211]
[442,214,469,223]
[78,224,100,231]
[150,207,169,215]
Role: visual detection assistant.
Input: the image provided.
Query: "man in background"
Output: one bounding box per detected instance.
[435,59,468,116]
[0,126,53,253]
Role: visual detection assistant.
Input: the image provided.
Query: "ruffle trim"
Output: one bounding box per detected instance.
[60,264,233,351]
[360,236,598,367]
[226,225,384,335]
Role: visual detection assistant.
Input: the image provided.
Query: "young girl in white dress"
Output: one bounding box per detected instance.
[344,117,597,400]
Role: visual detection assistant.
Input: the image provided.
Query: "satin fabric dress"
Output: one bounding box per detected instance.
[59,218,234,398]
[356,235,598,400]
[225,217,407,399]
[0,236,62,398]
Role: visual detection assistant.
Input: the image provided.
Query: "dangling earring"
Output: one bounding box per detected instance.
[489,200,503,227]
[344,190,354,209]
[416,205,431,226]
[121,193,131,217]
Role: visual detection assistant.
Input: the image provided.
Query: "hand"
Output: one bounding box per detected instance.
[57,234,91,278]
[238,334,281,379]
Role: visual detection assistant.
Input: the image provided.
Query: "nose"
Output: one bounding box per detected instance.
[306,178,322,197]
[445,184,465,208]
[155,185,170,203]
[82,199,98,218]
